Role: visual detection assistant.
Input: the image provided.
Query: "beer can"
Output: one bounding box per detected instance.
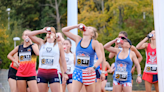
[25,38,29,42]
[117,39,123,44]
[79,25,86,31]
[56,34,59,38]
[46,27,51,32]
[148,33,153,38]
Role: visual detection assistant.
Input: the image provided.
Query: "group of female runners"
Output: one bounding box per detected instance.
[7,23,158,92]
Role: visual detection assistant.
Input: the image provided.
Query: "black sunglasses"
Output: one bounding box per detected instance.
[120,37,126,40]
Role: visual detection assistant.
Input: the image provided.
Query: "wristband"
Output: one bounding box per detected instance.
[92,66,96,70]
[64,72,67,74]
[137,74,142,77]
[101,71,106,74]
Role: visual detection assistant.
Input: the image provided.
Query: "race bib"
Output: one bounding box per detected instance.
[145,64,157,73]
[19,52,31,62]
[41,57,54,66]
[115,71,128,81]
[67,66,71,73]
[76,56,90,66]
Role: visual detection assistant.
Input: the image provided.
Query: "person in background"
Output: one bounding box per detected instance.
[108,31,143,84]
[104,37,142,92]
[62,39,75,92]
[136,30,159,92]
[7,30,39,92]
[100,61,110,92]
[8,53,19,92]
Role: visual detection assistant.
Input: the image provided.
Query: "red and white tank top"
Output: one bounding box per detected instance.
[144,43,157,74]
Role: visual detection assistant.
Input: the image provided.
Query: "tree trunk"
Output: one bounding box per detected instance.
[55,0,61,31]
[118,6,123,28]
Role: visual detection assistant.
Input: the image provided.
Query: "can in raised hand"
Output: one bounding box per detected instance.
[79,25,86,31]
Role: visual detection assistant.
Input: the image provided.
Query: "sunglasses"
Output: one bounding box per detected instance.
[120,37,126,40]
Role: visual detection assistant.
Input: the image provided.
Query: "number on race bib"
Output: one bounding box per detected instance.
[115,71,128,81]
[41,57,54,66]
[19,52,31,62]
[145,64,157,73]
[76,56,90,66]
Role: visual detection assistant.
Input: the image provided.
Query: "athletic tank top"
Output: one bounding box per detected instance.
[57,65,62,73]
[17,44,37,77]
[75,39,95,69]
[100,64,108,76]
[144,43,157,74]
[114,50,133,82]
[39,42,60,69]
[65,52,74,74]
[94,53,100,70]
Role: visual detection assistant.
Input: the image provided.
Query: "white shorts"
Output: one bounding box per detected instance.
[113,80,132,87]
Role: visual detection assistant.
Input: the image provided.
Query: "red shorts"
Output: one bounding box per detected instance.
[142,72,158,83]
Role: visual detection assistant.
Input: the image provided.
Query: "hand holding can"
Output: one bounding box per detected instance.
[147,33,153,38]
[46,27,51,33]
[25,38,29,42]
[79,25,86,31]
[117,38,124,44]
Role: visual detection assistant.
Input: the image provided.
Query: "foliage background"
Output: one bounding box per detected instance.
[0,0,154,74]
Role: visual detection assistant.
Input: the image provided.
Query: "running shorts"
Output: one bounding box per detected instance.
[113,80,132,87]
[142,72,158,83]
[16,76,36,81]
[73,68,96,85]
[66,74,73,85]
[8,67,17,80]
[37,68,60,84]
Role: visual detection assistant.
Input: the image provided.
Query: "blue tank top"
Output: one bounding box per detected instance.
[113,50,133,82]
[94,53,100,70]
[75,39,95,69]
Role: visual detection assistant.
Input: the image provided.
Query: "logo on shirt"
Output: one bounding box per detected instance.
[27,48,31,52]
[46,47,52,52]
[116,63,127,72]
[148,52,157,64]
[54,78,59,82]
[37,78,40,82]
